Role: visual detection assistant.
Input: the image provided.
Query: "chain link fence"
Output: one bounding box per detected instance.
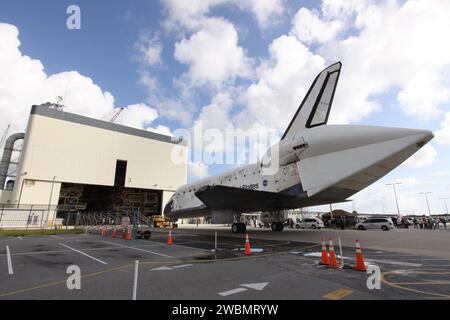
[0,204,155,235]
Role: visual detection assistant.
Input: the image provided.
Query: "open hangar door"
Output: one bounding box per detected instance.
[56,183,162,217]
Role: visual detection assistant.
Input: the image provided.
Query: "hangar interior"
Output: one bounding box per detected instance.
[57,159,162,216]
[58,184,162,216]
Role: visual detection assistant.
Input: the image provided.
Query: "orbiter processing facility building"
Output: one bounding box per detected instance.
[0,104,188,226]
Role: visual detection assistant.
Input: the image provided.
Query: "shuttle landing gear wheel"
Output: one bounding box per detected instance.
[232,223,246,233]
[271,222,284,231]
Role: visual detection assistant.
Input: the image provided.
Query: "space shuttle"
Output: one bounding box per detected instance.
[164,62,434,233]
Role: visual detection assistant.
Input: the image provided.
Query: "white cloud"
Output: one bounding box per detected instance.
[244,0,285,29]
[118,103,159,129]
[162,0,284,31]
[432,170,450,177]
[135,34,163,66]
[311,0,450,123]
[435,112,450,145]
[403,144,437,168]
[137,70,195,126]
[162,0,220,32]
[0,23,159,137]
[147,125,172,136]
[144,0,284,132]
[188,161,209,179]
[197,92,233,131]
[321,0,373,19]
[291,8,343,44]
[174,17,252,87]
[238,35,325,131]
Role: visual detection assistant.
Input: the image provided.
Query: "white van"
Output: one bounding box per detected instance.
[295,218,325,230]
[356,218,393,231]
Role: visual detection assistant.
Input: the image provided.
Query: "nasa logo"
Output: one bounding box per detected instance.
[263,180,268,187]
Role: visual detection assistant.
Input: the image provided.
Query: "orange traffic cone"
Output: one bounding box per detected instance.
[354,240,366,271]
[167,230,173,245]
[320,238,329,265]
[328,239,339,269]
[112,226,117,238]
[101,226,107,236]
[244,233,251,255]
[125,227,132,241]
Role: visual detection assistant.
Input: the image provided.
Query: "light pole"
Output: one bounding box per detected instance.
[45,176,57,228]
[386,182,402,218]
[440,197,449,215]
[329,203,334,228]
[419,192,432,216]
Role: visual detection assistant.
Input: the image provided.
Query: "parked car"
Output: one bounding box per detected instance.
[295,218,325,230]
[356,218,393,231]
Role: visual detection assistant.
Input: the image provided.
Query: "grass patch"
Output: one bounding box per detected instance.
[0,228,86,237]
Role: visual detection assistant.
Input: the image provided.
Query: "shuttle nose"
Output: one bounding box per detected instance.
[347,126,434,146]
[303,125,434,158]
[372,127,434,150]
[375,127,434,153]
[412,129,434,147]
[297,125,434,198]
[164,200,174,217]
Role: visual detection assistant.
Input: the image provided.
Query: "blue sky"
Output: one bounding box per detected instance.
[0,0,449,215]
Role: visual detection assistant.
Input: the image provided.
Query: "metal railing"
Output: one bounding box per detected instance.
[0,204,154,233]
[0,204,59,229]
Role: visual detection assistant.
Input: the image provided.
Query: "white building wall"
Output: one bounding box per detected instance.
[17,179,61,206]
[9,109,188,211]
[161,190,175,217]
[0,190,12,203]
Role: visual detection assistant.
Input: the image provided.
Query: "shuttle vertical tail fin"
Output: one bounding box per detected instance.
[281,62,341,140]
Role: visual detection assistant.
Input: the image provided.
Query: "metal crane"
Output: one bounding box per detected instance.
[110,107,124,123]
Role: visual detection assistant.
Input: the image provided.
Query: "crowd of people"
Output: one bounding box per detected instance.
[392,216,448,229]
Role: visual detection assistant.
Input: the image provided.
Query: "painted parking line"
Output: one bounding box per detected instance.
[150,266,173,271]
[218,288,248,297]
[173,264,192,269]
[323,288,353,300]
[364,258,422,267]
[101,240,172,258]
[59,243,108,265]
[6,246,14,275]
[382,270,450,299]
[0,245,130,258]
[218,283,268,297]
[150,264,193,271]
[391,281,450,285]
[16,237,23,240]
[303,252,423,267]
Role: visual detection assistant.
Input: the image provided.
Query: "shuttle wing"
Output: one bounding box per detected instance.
[281,62,341,140]
[195,185,299,211]
[194,185,345,212]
